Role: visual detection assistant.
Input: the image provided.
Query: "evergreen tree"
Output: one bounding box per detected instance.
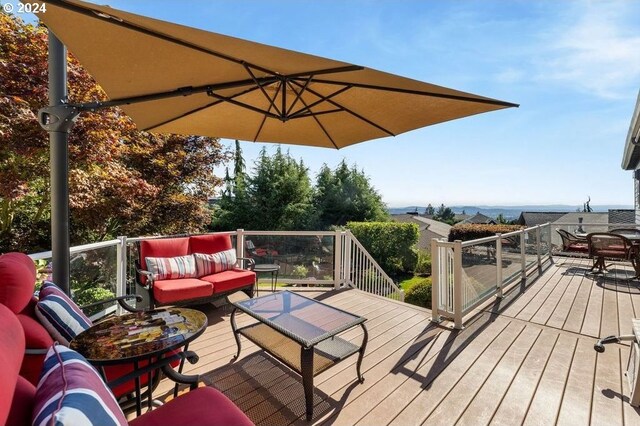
[424,204,435,216]
[313,160,388,229]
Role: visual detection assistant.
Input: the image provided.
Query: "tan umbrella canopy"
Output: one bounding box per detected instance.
[36,0,517,149]
[34,0,517,292]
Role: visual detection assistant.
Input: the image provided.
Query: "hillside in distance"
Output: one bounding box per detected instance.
[389,205,633,220]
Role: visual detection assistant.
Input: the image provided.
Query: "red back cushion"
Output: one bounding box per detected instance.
[189,234,233,255]
[0,303,26,425]
[139,237,190,284]
[0,253,37,314]
[6,376,35,426]
[16,313,54,385]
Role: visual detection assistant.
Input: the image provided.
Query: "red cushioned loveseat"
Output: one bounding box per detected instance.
[137,233,256,309]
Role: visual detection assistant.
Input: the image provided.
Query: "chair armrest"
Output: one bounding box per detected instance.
[237,257,255,271]
[137,268,155,289]
[106,350,200,390]
[80,295,144,313]
[26,348,49,355]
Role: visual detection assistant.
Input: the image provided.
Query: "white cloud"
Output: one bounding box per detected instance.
[537,2,640,99]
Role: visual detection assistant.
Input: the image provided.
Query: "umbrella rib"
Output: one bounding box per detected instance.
[285,77,311,116]
[253,85,282,142]
[243,64,282,117]
[299,77,519,108]
[143,86,263,132]
[296,97,339,149]
[290,80,395,137]
[288,85,353,119]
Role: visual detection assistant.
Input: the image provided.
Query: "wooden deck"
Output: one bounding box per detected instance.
[142,258,640,425]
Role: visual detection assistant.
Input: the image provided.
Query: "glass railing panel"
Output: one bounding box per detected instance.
[524,230,538,270]
[243,234,335,285]
[501,233,523,285]
[35,244,119,318]
[461,240,498,310]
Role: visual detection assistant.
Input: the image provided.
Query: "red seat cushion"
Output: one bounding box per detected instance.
[105,350,180,398]
[189,234,233,255]
[128,386,254,426]
[16,313,54,385]
[153,278,213,304]
[567,243,588,253]
[201,269,256,294]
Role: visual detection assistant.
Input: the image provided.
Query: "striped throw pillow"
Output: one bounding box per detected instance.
[33,344,127,426]
[145,254,197,281]
[194,249,237,277]
[35,281,92,346]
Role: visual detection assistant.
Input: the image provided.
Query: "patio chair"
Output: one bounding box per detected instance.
[556,229,589,254]
[0,252,178,405]
[586,233,635,274]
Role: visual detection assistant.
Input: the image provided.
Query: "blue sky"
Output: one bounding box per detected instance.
[21,0,640,206]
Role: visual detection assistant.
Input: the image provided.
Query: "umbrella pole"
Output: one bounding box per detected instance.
[48,31,71,294]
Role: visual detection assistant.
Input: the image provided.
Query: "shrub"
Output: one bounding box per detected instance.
[347,221,419,276]
[73,287,116,317]
[291,264,309,279]
[414,251,431,276]
[405,277,432,308]
[448,224,523,242]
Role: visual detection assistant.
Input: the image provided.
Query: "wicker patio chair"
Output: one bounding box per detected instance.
[556,229,588,254]
[586,232,635,274]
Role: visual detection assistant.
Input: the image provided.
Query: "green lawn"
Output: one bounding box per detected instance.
[399,275,425,292]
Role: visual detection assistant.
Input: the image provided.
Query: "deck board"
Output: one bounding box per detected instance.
[134,258,640,426]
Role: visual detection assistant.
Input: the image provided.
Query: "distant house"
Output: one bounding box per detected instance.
[454,213,471,222]
[517,212,567,227]
[608,209,635,224]
[458,212,495,225]
[621,90,640,225]
[391,214,451,251]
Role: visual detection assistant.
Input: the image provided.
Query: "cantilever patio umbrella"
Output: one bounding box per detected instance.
[32,0,517,291]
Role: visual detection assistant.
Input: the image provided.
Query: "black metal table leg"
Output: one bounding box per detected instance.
[147,356,153,411]
[231,308,242,359]
[301,347,314,421]
[357,324,368,383]
[174,343,190,398]
[134,360,141,416]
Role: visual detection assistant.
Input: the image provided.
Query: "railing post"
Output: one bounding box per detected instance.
[496,234,503,299]
[536,225,542,269]
[345,231,352,286]
[116,236,127,315]
[334,230,342,289]
[431,238,441,323]
[236,229,245,259]
[520,230,526,281]
[453,240,463,329]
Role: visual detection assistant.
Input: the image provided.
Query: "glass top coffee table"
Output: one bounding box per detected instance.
[228,290,368,421]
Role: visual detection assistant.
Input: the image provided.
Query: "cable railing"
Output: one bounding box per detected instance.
[431,223,553,329]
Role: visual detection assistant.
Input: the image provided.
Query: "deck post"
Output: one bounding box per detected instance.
[453,240,463,329]
[496,234,503,299]
[431,238,440,323]
[334,230,342,289]
[520,230,526,281]
[236,229,245,259]
[116,236,127,315]
[536,225,542,269]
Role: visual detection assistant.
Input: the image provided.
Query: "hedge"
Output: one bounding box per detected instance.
[448,224,523,242]
[405,277,432,308]
[347,221,418,276]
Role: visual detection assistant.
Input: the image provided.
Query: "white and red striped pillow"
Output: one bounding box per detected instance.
[194,249,237,277]
[145,255,197,281]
